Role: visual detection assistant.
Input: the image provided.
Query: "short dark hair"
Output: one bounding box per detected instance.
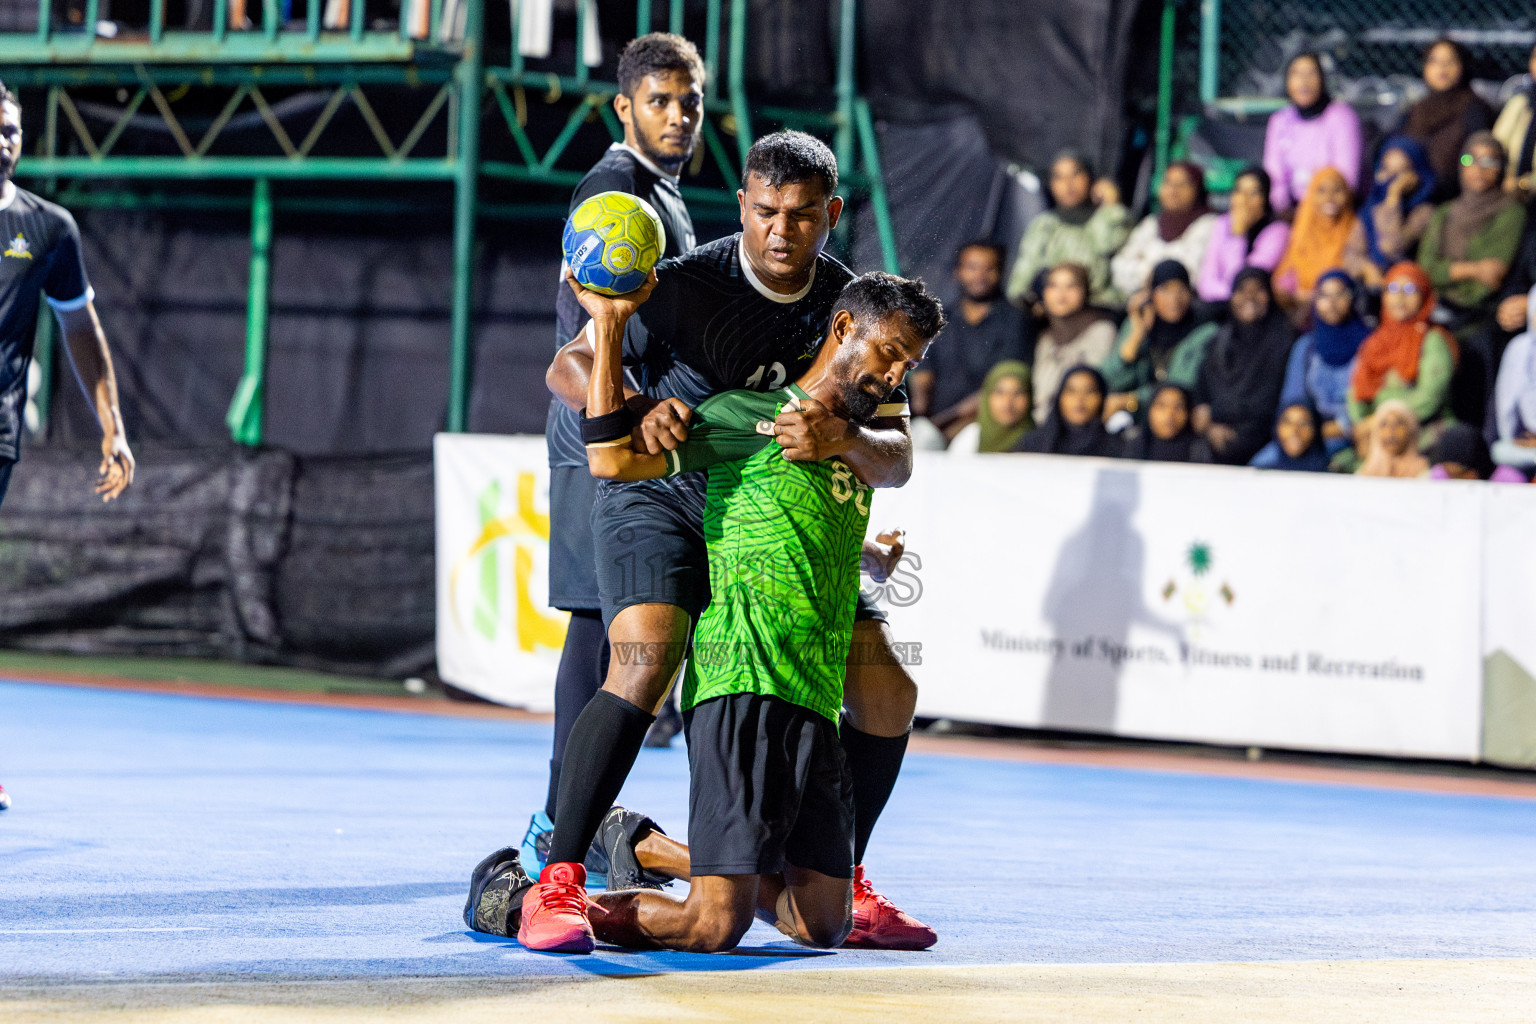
[837,272,947,342]
[743,130,838,198]
[617,33,705,97]
[956,239,1005,269]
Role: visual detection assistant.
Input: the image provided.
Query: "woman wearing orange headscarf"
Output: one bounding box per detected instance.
[1273,167,1358,324]
[1348,263,1459,441]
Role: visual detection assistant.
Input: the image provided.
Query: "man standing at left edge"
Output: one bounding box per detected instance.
[0,81,137,812]
[524,34,704,872]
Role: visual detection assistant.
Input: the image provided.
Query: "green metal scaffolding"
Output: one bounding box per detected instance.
[5,0,900,443]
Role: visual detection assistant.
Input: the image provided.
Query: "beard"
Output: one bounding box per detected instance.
[632,120,697,173]
[836,373,890,424]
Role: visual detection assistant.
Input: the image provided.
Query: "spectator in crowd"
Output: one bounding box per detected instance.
[1429,423,1496,479]
[1101,260,1218,420]
[910,241,1031,439]
[1254,402,1331,472]
[1356,400,1429,477]
[1344,136,1437,287]
[1006,151,1131,310]
[1492,283,1536,470]
[1262,53,1363,214]
[1273,167,1357,323]
[1348,262,1458,443]
[1123,383,1213,463]
[1401,38,1495,202]
[949,360,1032,454]
[1029,262,1117,423]
[1472,213,1536,424]
[1251,269,1369,467]
[1110,161,1216,299]
[1015,365,1122,458]
[1196,166,1291,304]
[1192,267,1297,465]
[1418,133,1526,335]
[1492,42,1536,203]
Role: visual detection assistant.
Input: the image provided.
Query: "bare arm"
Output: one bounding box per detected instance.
[570,276,670,482]
[773,403,915,488]
[546,316,693,456]
[56,301,134,501]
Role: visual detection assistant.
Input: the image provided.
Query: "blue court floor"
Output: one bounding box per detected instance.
[2,678,1535,981]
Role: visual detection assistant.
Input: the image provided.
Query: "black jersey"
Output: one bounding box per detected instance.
[548,144,695,468]
[622,234,863,409]
[0,187,92,463]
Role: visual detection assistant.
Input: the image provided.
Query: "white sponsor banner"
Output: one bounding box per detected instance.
[434,434,567,710]
[435,437,1512,760]
[871,453,1486,760]
[1484,485,1536,677]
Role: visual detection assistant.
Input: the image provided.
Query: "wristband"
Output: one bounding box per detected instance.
[580,406,636,446]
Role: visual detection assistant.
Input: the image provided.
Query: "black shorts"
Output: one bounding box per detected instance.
[547,465,602,611]
[592,474,710,626]
[683,693,854,879]
[591,475,888,627]
[0,459,12,510]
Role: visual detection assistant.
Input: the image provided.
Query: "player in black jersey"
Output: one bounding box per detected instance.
[528,132,935,950]
[0,83,135,813]
[527,34,707,871]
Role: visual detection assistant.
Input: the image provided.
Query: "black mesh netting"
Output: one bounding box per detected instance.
[0,442,434,676]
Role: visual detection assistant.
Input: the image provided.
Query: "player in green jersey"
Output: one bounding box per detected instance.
[525,269,943,954]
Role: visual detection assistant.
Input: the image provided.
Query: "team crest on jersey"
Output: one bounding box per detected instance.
[4,233,32,259]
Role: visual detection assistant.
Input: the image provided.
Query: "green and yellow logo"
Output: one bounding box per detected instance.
[448,473,568,652]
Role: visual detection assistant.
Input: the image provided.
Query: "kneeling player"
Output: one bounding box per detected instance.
[531,269,943,952]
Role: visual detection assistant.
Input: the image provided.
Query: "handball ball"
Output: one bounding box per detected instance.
[563,191,666,295]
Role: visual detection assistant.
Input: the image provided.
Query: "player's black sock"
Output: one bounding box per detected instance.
[546,689,655,867]
[841,720,911,865]
[545,610,610,821]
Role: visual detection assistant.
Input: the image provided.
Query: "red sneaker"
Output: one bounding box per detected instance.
[517,862,603,953]
[0,784,9,811]
[842,865,936,950]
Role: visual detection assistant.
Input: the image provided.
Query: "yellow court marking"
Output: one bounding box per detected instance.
[4,959,1534,1024]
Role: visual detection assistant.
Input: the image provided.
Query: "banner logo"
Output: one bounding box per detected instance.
[1161,540,1236,637]
[448,473,568,652]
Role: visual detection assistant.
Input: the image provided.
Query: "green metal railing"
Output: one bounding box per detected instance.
[8,0,900,445]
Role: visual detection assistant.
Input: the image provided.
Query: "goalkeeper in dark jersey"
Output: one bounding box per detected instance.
[518,270,943,953]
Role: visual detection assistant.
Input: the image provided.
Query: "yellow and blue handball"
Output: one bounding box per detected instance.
[562,191,666,295]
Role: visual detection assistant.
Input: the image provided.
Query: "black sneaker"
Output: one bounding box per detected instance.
[598,806,674,892]
[463,846,534,936]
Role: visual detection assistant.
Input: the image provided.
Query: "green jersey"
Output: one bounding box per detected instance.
[664,384,873,723]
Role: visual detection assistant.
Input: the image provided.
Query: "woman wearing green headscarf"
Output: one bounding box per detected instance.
[949,361,1033,452]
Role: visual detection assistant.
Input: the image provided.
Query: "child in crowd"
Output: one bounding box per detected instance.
[1122,383,1212,464]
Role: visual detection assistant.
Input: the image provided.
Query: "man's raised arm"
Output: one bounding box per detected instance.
[546,291,693,457]
[568,274,670,482]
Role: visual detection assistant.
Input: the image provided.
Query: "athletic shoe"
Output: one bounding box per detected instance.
[463,846,535,936]
[520,810,611,887]
[597,806,673,891]
[517,862,603,953]
[841,865,937,950]
[0,784,9,811]
[520,811,553,878]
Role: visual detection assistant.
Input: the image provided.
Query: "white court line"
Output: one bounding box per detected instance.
[0,927,210,934]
